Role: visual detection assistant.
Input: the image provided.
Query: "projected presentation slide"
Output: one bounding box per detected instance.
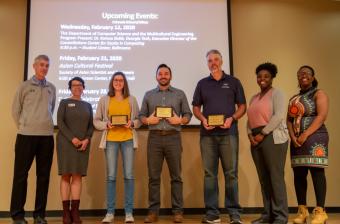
[27,0,231,125]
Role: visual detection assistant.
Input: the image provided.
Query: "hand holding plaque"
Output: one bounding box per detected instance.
[155,106,173,118]
[146,112,161,125]
[207,114,225,126]
[166,112,182,125]
[111,115,128,126]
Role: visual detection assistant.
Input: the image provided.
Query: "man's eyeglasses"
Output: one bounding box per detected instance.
[71,84,84,87]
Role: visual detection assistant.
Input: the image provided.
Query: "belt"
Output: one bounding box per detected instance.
[150,130,179,136]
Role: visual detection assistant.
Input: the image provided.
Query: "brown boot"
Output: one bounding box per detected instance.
[62,200,72,224]
[71,200,82,224]
[311,207,328,224]
[293,205,309,224]
[173,211,183,223]
[144,211,158,223]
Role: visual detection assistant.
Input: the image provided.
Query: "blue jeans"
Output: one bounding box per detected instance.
[105,140,134,214]
[200,135,242,219]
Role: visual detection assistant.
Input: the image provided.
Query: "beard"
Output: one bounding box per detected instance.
[158,79,170,86]
[210,65,220,73]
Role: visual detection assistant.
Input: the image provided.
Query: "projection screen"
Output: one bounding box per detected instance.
[26,0,232,125]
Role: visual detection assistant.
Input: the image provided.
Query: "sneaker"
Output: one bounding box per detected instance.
[230,215,243,224]
[34,216,47,224]
[102,213,114,223]
[125,213,134,223]
[201,216,221,223]
[230,218,243,224]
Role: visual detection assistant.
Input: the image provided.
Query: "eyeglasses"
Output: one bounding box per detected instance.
[71,84,84,87]
[113,79,124,83]
[297,71,313,77]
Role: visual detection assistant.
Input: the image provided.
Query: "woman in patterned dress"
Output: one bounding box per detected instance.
[287,65,329,224]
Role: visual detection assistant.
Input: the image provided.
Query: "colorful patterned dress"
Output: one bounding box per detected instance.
[288,87,328,167]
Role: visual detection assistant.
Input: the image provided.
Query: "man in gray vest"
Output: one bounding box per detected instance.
[11,55,56,224]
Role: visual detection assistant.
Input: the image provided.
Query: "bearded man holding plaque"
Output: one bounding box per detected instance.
[139,64,192,223]
[192,50,246,224]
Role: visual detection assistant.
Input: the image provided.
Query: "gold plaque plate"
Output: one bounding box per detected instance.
[111,115,128,125]
[208,115,225,126]
[155,106,173,118]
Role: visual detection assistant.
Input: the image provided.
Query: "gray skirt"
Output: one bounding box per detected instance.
[57,134,90,176]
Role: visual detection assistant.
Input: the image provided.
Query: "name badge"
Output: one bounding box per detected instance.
[68,103,76,107]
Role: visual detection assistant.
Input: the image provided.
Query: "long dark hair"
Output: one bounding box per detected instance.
[107,71,130,98]
[298,65,318,88]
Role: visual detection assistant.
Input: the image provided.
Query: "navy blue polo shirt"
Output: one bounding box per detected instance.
[192,72,246,136]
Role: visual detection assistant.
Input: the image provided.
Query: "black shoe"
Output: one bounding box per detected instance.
[12,219,28,224]
[34,216,48,224]
[251,217,272,224]
[272,220,287,224]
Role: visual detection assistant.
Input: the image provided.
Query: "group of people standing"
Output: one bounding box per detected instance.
[247,63,329,224]
[10,50,329,224]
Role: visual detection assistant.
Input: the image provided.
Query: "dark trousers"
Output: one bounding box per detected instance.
[147,132,183,213]
[251,133,288,223]
[10,134,54,219]
[293,166,326,207]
